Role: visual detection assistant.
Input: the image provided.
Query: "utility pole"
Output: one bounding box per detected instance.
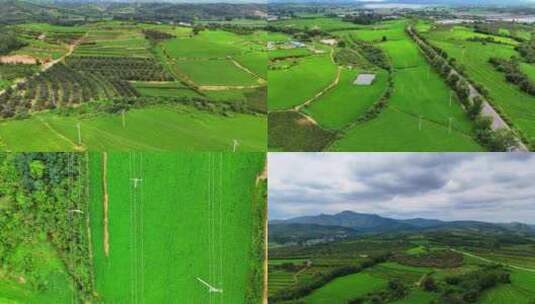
[449,91,453,107]
[233,139,239,152]
[419,115,423,131]
[448,117,453,134]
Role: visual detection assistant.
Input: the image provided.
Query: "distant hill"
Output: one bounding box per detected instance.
[267,0,531,6]
[0,0,267,25]
[0,0,86,25]
[270,211,535,244]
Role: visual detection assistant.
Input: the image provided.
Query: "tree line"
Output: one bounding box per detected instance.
[408,27,519,152]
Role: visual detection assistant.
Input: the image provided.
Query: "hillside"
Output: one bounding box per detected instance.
[270,211,535,244]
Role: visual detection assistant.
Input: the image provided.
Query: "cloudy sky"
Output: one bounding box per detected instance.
[268,153,535,224]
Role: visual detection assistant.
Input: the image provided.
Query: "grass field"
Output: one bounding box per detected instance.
[0,21,267,151]
[88,152,266,303]
[268,55,337,111]
[267,18,483,151]
[305,68,388,129]
[328,107,483,152]
[301,272,387,304]
[0,105,267,151]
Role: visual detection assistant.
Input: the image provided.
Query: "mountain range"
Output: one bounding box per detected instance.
[269,211,535,244]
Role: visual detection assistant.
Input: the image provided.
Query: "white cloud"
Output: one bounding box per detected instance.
[268,153,535,224]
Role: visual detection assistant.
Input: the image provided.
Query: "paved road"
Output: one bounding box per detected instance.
[408,26,528,151]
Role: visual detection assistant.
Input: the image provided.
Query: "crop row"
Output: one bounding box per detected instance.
[0,63,139,118]
[65,56,173,81]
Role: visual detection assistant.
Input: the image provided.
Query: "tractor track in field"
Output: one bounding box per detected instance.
[229,56,266,84]
[408,26,528,151]
[102,152,110,257]
[36,116,85,151]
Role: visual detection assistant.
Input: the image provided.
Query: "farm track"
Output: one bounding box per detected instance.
[408,26,528,151]
[451,249,535,273]
[102,152,110,257]
[36,116,84,151]
[230,57,266,84]
[294,48,341,111]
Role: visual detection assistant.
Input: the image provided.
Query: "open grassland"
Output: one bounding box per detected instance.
[422,25,535,146]
[89,152,266,303]
[0,105,266,151]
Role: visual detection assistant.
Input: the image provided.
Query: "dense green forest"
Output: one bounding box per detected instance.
[0,153,92,302]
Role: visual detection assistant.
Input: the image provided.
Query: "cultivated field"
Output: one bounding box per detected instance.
[268,234,535,304]
[418,23,535,148]
[87,152,267,303]
[0,19,267,151]
[267,16,525,151]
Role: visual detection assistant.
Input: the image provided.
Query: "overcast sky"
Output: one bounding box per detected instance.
[268,153,535,224]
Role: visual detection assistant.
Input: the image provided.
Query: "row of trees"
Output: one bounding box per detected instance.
[0,153,94,301]
[409,27,519,152]
[0,63,140,119]
[65,56,173,81]
[489,57,535,96]
[142,29,175,42]
[516,38,535,63]
[270,254,391,303]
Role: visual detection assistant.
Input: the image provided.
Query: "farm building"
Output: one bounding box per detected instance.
[354,73,376,85]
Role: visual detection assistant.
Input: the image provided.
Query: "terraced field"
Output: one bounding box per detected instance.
[88,152,266,303]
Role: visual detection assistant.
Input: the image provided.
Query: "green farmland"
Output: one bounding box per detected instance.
[0,152,266,303]
[0,17,266,151]
[418,23,535,148]
[269,230,535,304]
[267,16,532,151]
[89,152,266,303]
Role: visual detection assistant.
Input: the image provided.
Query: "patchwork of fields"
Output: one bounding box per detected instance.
[0,21,267,151]
[269,236,535,304]
[267,17,535,151]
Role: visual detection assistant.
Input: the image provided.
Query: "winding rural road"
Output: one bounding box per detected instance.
[407,26,528,151]
[451,248,535,273]
[0,33,87,98]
